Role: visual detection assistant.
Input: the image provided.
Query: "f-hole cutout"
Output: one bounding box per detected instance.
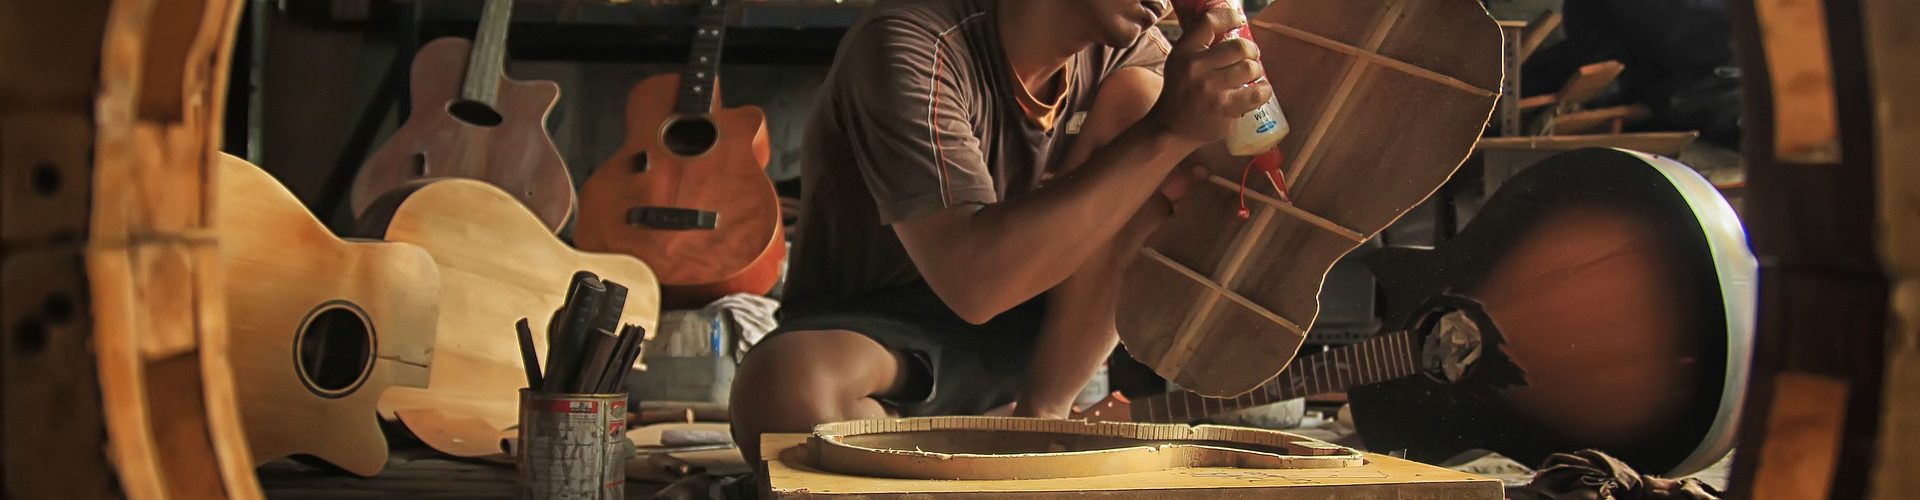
[631,151,650,173]
[448,100,505,127]
[294,302,376,398]
[411,153,429,177]
[661,115,719,158]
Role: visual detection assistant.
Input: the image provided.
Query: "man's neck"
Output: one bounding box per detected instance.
[995,1,1091,96]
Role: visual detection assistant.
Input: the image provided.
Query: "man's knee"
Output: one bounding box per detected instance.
[732,330,895,427]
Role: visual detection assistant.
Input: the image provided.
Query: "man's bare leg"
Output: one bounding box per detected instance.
[729,330,911,463]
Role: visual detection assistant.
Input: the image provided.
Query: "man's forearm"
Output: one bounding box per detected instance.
[1013,194,1176,418]
[902,124,1199,323]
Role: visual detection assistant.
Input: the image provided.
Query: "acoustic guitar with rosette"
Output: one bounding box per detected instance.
[573,0,785,308]
[349,0,576,233]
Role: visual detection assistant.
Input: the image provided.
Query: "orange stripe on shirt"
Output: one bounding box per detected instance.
[929,12,986,208]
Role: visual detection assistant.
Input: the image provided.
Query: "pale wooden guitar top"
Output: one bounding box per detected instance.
[360,177,660,456]
[216,154,440,476]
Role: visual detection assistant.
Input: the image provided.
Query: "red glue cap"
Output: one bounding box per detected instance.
[1251,147,1285,174]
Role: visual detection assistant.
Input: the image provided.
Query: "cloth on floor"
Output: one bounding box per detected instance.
[650,294,780,360]
[707,293,779,363]
[1507,449,1721,500]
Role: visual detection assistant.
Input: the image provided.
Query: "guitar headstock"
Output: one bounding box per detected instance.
[1074,391,1133,422]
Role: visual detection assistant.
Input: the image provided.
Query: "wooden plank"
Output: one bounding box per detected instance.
[1519,11,1562,61]
[1477,132,1699,156]
[1750,373,1849,500]
[1750,0,1842,162]
[1550,104,1653,135]
[1554,60,1626,109]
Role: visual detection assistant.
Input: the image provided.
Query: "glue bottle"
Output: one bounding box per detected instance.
[1172,0,1289,156]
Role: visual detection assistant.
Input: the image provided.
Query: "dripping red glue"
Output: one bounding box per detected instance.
[1171,0,1290,156]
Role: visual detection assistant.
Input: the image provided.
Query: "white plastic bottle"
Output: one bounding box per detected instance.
[1175,0,1290,156]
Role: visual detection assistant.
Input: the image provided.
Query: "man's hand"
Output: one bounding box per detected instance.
[1144,2,1274,147]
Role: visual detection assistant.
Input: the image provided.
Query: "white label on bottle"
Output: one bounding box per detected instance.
[1252,107,1278,134]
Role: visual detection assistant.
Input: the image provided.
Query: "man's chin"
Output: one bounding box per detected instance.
[1102,27,1146,49]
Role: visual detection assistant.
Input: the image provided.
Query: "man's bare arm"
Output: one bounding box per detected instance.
[894,7,1269,324]
[1011,62,1196,417]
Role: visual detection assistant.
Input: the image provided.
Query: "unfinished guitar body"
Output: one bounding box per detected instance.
[358,178,659,457]
[1118,0,1504,397]
[350,37,575,233]
[216,154,439,476]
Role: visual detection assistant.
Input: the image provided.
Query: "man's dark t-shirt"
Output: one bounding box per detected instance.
[782,0,1170,317]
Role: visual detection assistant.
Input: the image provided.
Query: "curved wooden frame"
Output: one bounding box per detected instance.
[3,0,262,498]
[808,417,1362,481]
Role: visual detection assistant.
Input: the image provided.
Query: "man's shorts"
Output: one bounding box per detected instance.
[762,282,1048,416]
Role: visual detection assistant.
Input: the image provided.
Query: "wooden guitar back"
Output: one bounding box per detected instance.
[1119,0,1504,397]
[575,73,783,307]
[350,37,576,233]
[216,154,439,476]
[359,177,659,452]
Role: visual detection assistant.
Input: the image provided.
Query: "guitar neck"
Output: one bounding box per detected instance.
[1129,330,1424,423]
[674,0,728,116]
[460,0,514,104]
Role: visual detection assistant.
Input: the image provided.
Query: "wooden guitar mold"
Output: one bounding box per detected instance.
[1,0,268,497]
[807,417,1362,481]
[358,177,660,458]
[1118,0,1504,397]
[217,154,439,476]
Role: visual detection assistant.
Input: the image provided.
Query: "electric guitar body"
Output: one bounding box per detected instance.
[349,0,575,233]
[573,0,783,308]
[216,154,440,476]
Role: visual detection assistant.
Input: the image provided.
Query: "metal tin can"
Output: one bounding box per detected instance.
[517,390,631,500]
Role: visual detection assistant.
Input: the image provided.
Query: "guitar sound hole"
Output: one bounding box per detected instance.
[295,303,375,398]
[447,100,504,127]
[661,116,718,157]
